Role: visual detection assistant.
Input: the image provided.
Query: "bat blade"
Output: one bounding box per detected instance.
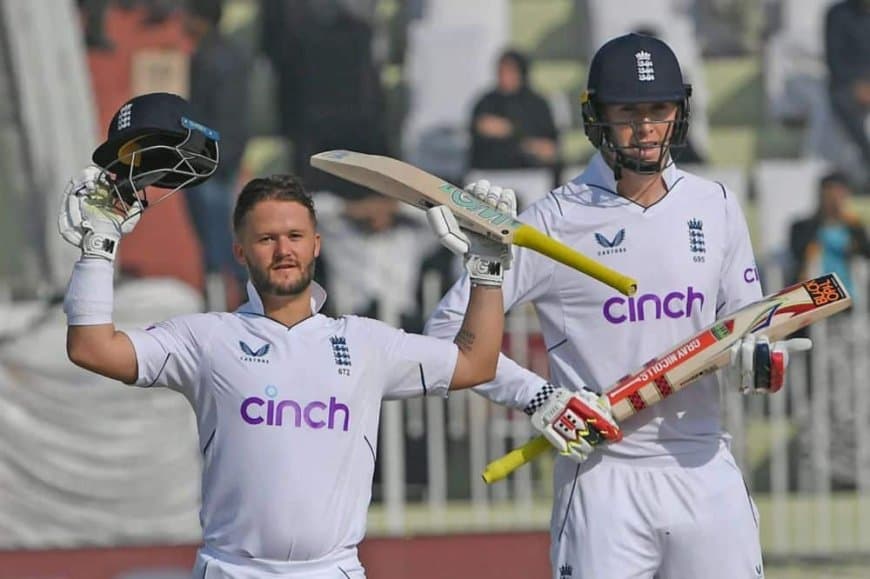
[310,150,637,296]
[481,273,852,484]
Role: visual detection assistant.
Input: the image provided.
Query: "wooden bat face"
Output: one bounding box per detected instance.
[607,273,852,421]
[481,273,852,483]
[311,150,521,241]
[311,150,638,296]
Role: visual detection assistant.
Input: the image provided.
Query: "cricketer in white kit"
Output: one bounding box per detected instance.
[60,158,513,575]
[129,283,456,577]
[426,34,807,579]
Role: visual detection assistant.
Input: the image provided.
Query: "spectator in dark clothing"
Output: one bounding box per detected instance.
[825,0,870,181]
[469,50,559,170]
[789,172,870,296]
[259,1,388,181]
[276,0,403,241]
[78,0,114,51]
[183,0,250,310]
[259,0,303,139]
[264,1,433,327]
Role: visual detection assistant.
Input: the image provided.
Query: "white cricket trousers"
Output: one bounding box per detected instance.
[194,544,366,579]
[550,442,764,579]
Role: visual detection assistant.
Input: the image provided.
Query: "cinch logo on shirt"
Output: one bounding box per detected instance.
[744,266,759,283]
[603,287,705,324]
[240,385,350,431]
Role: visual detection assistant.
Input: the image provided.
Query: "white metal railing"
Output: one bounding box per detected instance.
[372,262,870,559]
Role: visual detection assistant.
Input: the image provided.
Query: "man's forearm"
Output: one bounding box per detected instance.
[64,258,138,383]
[453,284,504,386]
[426,278,548,406]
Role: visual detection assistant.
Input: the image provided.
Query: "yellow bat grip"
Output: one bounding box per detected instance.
[512,224,637,296]
[482,436,551,484]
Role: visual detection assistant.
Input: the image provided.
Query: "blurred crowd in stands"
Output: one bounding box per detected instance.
[75,0,870,326]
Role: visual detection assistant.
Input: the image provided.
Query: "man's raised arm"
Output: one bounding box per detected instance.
[60,166,141,384]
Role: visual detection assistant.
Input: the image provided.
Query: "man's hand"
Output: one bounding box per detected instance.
[728,335,812,394]
[520,137,558,163]
[426,180,515,287]
[476,114,514,138]
[58,166,143,261]
[530,386,622,463]
[853,80,870,107]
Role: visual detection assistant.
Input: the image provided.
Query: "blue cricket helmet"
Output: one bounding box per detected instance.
[93,92,220,206]
[581,33,692,175]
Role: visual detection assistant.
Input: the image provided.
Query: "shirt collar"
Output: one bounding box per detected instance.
[583,152,681,195]
[237,281,328,315]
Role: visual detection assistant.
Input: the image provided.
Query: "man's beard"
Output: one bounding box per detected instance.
[248,259,316,298]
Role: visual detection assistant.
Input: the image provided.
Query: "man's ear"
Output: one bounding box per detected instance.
[233,240,245,266]
[314,233,321,258]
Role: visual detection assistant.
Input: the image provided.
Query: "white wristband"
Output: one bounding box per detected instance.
[465,255,504,286]
[63,257,115,326]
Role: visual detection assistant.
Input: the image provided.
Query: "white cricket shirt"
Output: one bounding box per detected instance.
[426,153,762,461]
[124,282,458,565]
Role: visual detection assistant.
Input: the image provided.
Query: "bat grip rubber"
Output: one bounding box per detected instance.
[511,225,637,296]
[481,436,552,484]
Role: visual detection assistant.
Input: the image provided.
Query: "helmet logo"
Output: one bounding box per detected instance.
[116,103,133,131]
[635,50,655,82]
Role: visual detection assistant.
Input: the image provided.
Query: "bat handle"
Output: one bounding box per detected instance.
[481,436,552,484]
[511,225,637,296]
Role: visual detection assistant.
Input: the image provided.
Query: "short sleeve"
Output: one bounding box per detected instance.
[123,314,216,395]
[368,320,459,400]
[716,188,763,317]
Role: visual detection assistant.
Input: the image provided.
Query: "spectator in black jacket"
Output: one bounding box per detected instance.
[789,172,870,296]
[825,0,870,182]
[469,50,559,171]
[78,0,114,51]
[183,0,250,309]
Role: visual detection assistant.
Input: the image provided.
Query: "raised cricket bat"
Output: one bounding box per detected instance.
[310,150,637,296]
[482,273,852,483]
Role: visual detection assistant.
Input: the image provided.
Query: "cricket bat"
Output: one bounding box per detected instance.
[310,150,637,296]
[482,273,852,483]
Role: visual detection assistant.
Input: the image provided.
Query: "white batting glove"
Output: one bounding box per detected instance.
[425,180,515,287]
[728,335,812,394]
[529,385,622,463]
[58,166,144,261]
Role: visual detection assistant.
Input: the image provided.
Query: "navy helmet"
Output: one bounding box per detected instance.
[581,33,691,175]
[93,92,220,207]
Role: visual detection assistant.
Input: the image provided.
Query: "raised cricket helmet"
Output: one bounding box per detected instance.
[92,92,220,208]
[581,33,691,175]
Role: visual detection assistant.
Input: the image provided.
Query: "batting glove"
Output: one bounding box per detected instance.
[58,165,144,261]
[728,335,812,394]
[529,385,622,463]
[426,180,515,287]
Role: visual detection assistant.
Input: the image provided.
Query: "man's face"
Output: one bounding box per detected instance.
[601,101,679,163]
[234,200,320,298]
[497,59,522,94]
[820,182,851,219]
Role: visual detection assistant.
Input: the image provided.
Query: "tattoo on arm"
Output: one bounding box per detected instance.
[455,329,476,353]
